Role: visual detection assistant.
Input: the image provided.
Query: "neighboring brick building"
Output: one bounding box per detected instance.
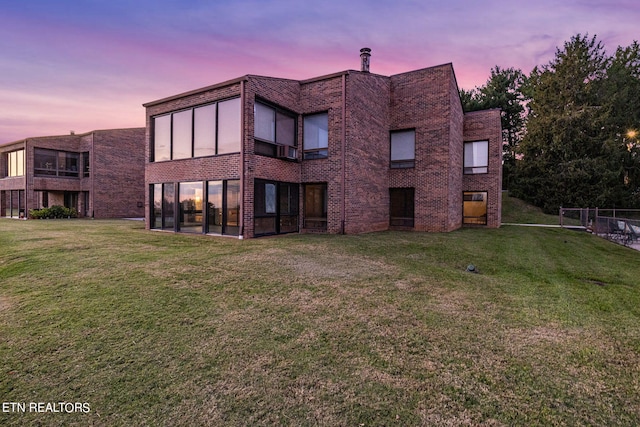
[0,128,145,219]
[144,49,502,238]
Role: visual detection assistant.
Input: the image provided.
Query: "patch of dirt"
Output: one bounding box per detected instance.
[0,296,12,312]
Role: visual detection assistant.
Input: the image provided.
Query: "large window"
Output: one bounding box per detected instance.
[211,180,241,235]
[463,191,488,225]
[254,180,299,236]
[254,101,297,158]
[179,182,203,233]
[390,188,414,227]
[303,113,328,159]
[4,190,25,218]
[34,149,79,177]
[151,180,239,235]
[304,183,327,230]
[464,140,489,174]
[6,150,24,177]
[390,130,415,168]
[152,97,241,162]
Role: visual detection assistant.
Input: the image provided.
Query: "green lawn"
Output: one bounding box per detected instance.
[1,215,639,426]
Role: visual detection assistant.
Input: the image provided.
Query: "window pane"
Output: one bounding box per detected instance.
[304,113,328,152]
[83,152,90,177]
[194,104,217,157]
[34,149,57,176]
[8,151,16,176]
[16,150,24,176]
[463,191,487,224]
[154,115,171,161]
[172,109,193,160]
[218,98,241,154]
[464,141,488,174]
[390,188,414,227]
[255,103,275,142]
[225,180,240,235]
[276,111,295,146]
[391,130,415,161]
[207,181,223,234]
[151,184,162,229]
[265,183,276,214]
[163,183,175,230]
[59,152,79,177]
[179,181,203,233]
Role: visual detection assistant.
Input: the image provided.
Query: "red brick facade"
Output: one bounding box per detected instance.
[0,128,145,219]
[143,62,502,238]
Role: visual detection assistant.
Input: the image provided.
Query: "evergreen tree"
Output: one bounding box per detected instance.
[511,34,640,212]
[461,66,527,189]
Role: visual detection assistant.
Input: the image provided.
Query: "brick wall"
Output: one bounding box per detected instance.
[463,109,503,228]
[92,128,146,218]
[300,73,345,234]
[344,72,391,234]
[389,64,460,232]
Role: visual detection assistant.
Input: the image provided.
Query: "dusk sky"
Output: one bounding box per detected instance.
[1,0,638,144]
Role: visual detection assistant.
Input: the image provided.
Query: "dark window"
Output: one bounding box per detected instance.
[254,101,297,159]
[34,149,79,177]
[254,179,299,236]
[304,183,327,229]
[464,141,489,174]
[82,152,90,177]
[390,130,415,168]
[224,180,240,236]
[151,98,241,162]
[390,188,414,227]
[303,113,328,159]
[463,191,488,225]
[5,190,25,218]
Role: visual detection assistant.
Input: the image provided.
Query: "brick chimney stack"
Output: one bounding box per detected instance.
[360,48,371,72]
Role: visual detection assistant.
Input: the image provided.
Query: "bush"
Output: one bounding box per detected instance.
[29,205,78,219]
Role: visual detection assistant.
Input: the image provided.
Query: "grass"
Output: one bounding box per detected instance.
[1,210,640,426]
[501,192,563,224]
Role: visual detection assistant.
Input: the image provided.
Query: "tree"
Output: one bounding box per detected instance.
[461,66,527,189]
[511,34,640,212]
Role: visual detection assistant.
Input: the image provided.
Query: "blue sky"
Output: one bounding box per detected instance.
[1,0,638,144]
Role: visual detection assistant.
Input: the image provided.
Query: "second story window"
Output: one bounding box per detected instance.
[152,97,241,162]
[5,149,24,177]
[34,148,79,177]
[254,101,297,159]
[303,113,328,159]
[464,140,489,174]
[390,130,415,169]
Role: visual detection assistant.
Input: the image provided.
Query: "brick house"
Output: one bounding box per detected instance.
[0,128,145,219]
[144,49,502,238]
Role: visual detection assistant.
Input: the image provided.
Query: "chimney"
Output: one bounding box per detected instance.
[360,47,371,72]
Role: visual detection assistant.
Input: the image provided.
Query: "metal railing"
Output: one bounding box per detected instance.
[560,207,640,247]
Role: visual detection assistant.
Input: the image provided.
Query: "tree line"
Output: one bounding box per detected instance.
[462,34,640,213]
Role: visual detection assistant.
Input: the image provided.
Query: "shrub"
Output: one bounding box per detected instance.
[28,205,78,219]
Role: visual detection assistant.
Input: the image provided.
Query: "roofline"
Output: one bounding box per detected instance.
[0,127,144,148]
[143,75,249,108]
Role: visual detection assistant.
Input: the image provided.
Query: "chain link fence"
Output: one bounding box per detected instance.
[560,208,640,247]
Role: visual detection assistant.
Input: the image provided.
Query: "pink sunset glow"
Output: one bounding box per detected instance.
[1,0,638,144]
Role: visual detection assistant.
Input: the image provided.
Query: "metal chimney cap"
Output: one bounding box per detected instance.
[360,48,371,72]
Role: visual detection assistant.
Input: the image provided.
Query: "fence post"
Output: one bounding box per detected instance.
[595,207,599,234]
[559,206,563,228]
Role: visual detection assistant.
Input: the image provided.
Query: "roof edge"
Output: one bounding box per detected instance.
[143,75,249,108]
